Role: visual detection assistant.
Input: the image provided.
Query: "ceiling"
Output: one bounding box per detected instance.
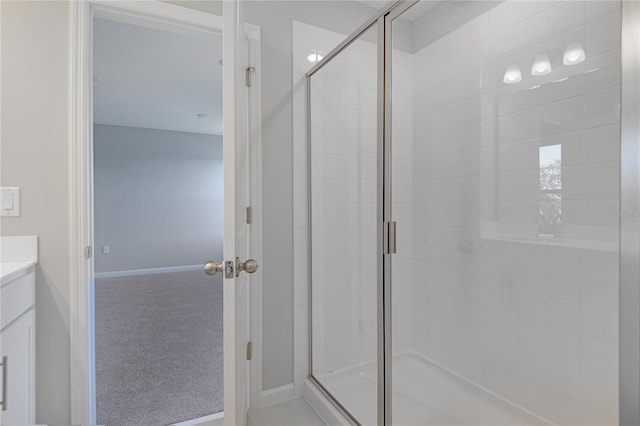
[355,0,499,52]
[93,18,223,135]
[355,0,439,21]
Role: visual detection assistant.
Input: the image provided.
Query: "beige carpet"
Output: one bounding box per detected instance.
[95,269,223,426]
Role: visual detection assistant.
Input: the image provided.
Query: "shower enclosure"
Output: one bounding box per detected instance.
[304,0,638,425]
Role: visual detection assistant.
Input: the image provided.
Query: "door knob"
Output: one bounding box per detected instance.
[204,260,223,276]
[236,257,259,276]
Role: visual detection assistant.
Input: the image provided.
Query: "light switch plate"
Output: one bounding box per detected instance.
[1,187,21,217]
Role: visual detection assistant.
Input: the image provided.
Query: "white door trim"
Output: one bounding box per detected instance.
[246,29,265,412]
[69,2,262,424]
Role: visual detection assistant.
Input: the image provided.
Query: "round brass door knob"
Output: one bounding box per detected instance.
[237,258,259,276]
[204,260,223,276]
[243,259,259,274]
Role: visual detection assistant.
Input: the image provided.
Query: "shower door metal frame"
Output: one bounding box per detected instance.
[378,11,392,426]
[620,0,640,424]
[305,1,417,425]
[305,13,382,426]
[307,0,640,425]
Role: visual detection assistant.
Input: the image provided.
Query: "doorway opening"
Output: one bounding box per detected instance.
[92,15,224,426]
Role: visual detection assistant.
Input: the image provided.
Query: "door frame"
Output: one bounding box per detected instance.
[69,1,263,424]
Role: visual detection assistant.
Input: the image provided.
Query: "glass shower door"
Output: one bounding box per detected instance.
[390,1,621,425]
[308,23,379,425]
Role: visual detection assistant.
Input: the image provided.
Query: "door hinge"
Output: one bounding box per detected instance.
[246,342,252,360]
[383,221,397,254]
[245,66,255,87]
[246,206,252,224]
[85,245,92,259]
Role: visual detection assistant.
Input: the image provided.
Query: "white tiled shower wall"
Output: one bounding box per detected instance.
[293,21,413,402]
[308,30,379,377]
[404,1,620,423]
[292,21,414,397]
[294,0,620,423]
[292,21,345,396]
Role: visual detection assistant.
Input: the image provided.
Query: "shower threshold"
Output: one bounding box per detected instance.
[310,352,554,426]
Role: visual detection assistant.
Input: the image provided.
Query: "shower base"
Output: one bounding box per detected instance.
[309,352,552,426]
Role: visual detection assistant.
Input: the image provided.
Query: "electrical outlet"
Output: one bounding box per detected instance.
[102,245,110,254]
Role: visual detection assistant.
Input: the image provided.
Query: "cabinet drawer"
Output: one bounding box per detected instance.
[0,270,35,330]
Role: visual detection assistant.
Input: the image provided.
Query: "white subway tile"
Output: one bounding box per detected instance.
[465,14,489,45]
[583,270,619,310]
[585,49,621,93]
[488,1,518,36]
[548,265,582,302]
[585,11,621,57]
[548,0,585,37]
[488,30,518,62]
[549,298,582,334]
[585,161,619,200]
[516,10,549,51]
[540,96,585,136]
[516,1,549,23]
[586,0,620,22]
[585,87,621,128]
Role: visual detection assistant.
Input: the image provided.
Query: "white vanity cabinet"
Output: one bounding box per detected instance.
[0,236,37,426]
[1,309,35,425]
[0,270,36,425]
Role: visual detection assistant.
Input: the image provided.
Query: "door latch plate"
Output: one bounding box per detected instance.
[224,261,235,279]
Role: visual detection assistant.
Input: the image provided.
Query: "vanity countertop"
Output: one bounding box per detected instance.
[1,261,37,286]
[0,236,38,286]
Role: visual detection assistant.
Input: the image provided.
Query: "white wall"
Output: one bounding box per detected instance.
[93,124,223,274]
[0,2,71,424]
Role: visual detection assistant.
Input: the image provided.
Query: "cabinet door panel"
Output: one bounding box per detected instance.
[0,271,35,330]
[1,310,34,425]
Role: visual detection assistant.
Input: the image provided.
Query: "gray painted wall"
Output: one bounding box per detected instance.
[0,2,71,424]
[93,124,223,274]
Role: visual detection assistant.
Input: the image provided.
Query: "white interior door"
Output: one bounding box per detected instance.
[222,1,251,425]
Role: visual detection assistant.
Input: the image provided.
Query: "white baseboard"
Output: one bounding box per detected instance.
[259,383,295,409]
[95,264,202,279]
[173,411,224,426]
